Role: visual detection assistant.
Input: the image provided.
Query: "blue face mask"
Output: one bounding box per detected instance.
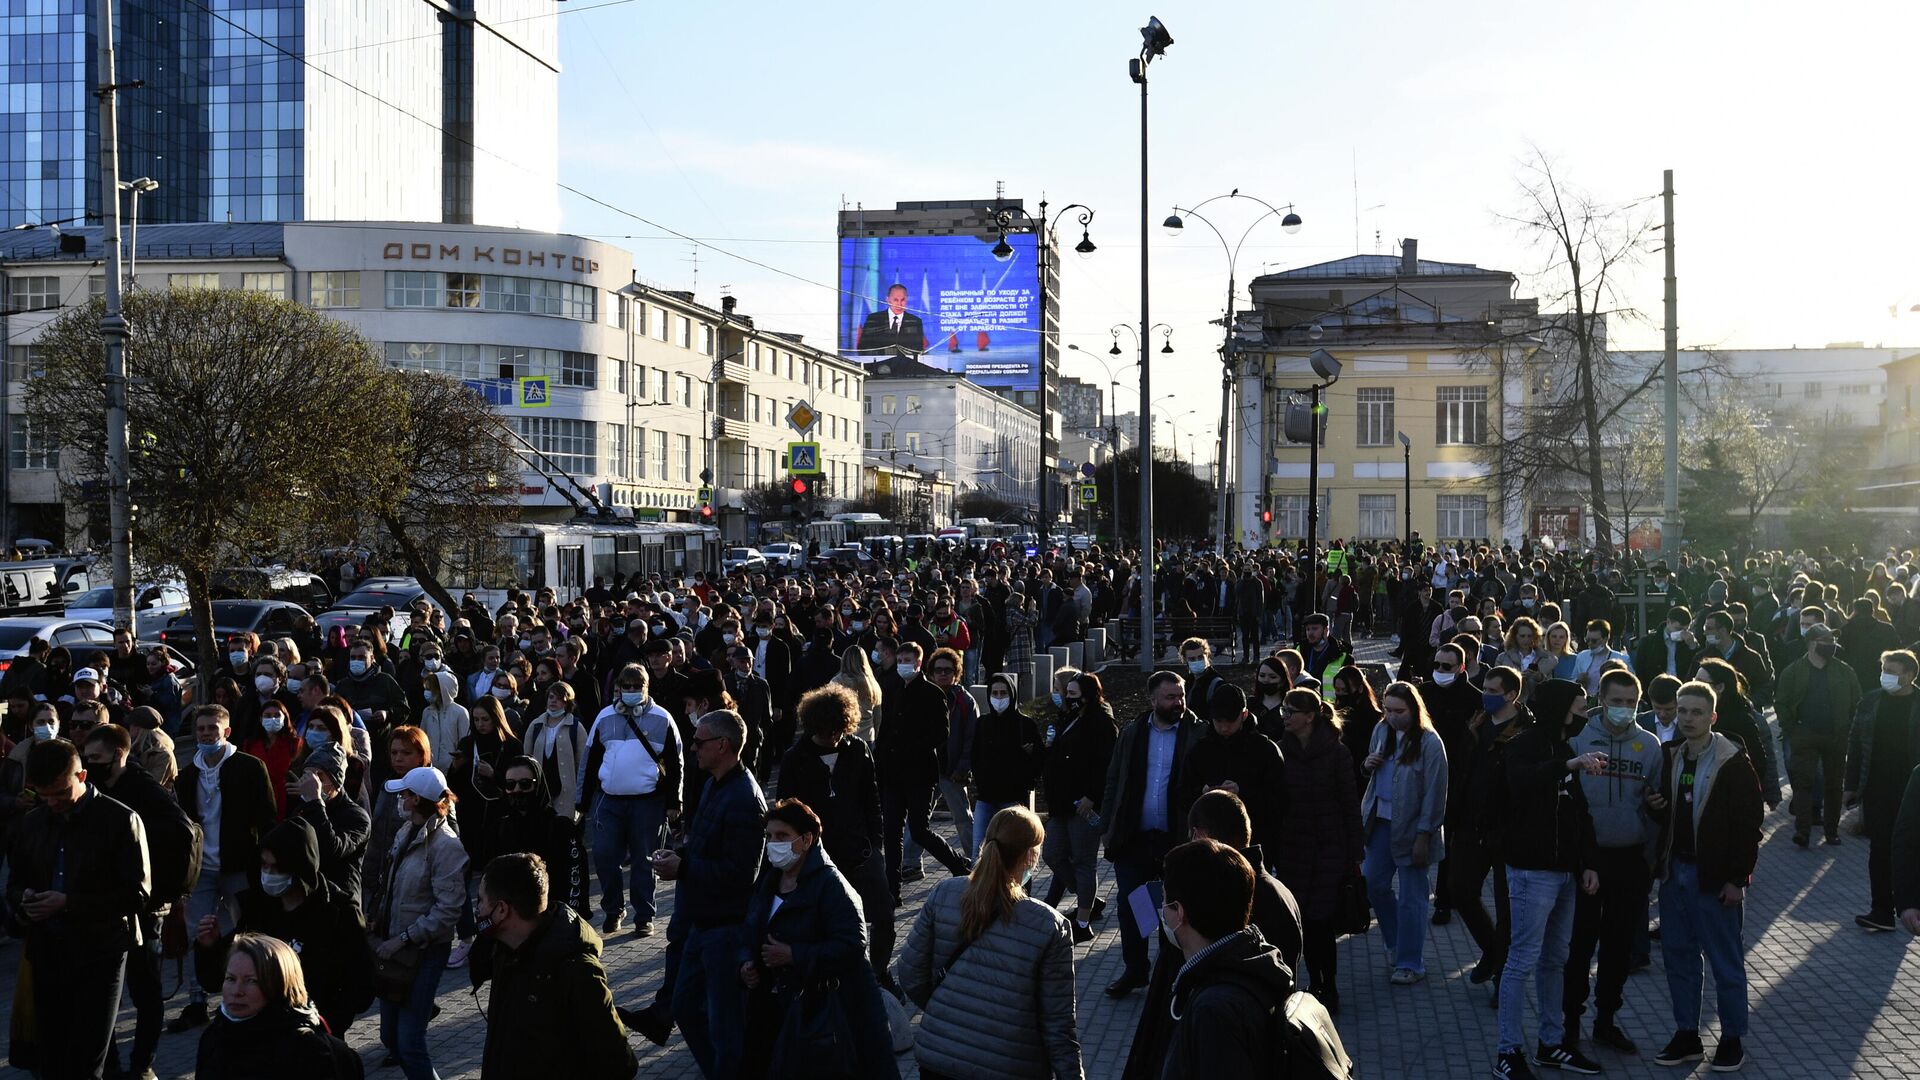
[1019,863,1036,888]
[1051,692,1064,708]
[620,691,645,708]
[349,659,368,677]
[1482,692,1508,715]
[423,689,436,704]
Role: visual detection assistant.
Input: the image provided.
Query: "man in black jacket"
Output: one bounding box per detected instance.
[723,647,774,777]
[876,641,971,896]
[170,703,279,1031]
[1492,679,1605,1080]
[289,744,372,921]
[1156,838,1297,1080]
[7,738,152,1080]
[1101,670,1207,997]
[83,725,197,1080]
[478,852,638,1080]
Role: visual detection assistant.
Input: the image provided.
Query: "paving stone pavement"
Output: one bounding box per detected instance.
[2,635,1917,1078]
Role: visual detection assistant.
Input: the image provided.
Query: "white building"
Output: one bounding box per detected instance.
[0,221,863,542]
[861,355,1039,508]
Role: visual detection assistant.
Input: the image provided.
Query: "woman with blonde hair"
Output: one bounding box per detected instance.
[831,643,883,742]
[898,806,1082,1080]
[1543,620,1579,680]
[1360,681,1449,984]
[195,933,359,1077]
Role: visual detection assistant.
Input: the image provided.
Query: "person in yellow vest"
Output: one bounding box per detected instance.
[1299,613,1352,691]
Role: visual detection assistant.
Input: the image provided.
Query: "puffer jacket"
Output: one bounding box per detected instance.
[373,813,467,945]
[1359,722,1448,867]
[1273,724,1362,921]
[898,876,1084,1080]
[419,670,470,774]
[1159,926,1294,1080]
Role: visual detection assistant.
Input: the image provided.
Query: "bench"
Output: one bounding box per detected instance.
[1113,614,1240,664]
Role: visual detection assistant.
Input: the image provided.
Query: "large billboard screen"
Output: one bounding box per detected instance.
[837,233,1041,395]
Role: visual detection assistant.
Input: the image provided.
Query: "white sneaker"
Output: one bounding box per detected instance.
[448,938,472,968]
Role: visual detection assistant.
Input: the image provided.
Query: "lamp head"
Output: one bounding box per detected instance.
[1397,431,1411,448]
[1280,209,1303,234]
[1162,213,1184,237]
[1160,336,1174,354]
[1308,348,1342,382]
[1074,230,1097,257]
[991,235,1014,261]
[1141,16,1173,57]
[1109,340,1123,357]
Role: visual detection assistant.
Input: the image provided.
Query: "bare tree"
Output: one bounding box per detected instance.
[26,290,407,680]
[1693,402,1811,545]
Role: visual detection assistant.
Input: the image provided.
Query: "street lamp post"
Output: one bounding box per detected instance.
[1301,348,1341,617]
[989,199,1097,558]
[118,176,157,290]
[1130,14,1172,670]
[1163,193,1302,552]
[1397,430,1412,550]
[1068,324,1169,543]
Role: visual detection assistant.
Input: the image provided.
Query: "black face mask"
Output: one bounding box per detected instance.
[506,792,543,814]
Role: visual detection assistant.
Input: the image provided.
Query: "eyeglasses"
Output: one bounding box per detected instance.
[503,778,539,792]
[1433,663,1457,673]
[691,734,725,748]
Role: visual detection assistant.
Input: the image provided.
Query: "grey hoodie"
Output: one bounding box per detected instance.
[1569,707,1665,851]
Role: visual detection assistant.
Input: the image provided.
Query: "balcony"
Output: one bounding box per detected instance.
[713,411,750,441]
[715,356,749,385]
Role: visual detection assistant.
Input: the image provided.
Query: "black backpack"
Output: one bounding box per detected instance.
[146,798,204,907]
[1272,987,1356,1079]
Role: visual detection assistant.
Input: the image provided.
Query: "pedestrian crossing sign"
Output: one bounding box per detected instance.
[518,376,550,408]
[788,442,821,474]
[1079,483,1098,505]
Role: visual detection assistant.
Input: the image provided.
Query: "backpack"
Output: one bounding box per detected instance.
[147,796,204,908]
[1272,987,1355,1079]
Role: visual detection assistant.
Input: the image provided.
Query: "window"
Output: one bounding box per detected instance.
[1275,496,1308,538]
[514,417,595,475]
[656,370,670,401]
[607,424,626,477]
[9,276,59,310]
[610,293,627,329]
[309,271,360,309]
[7,345,44,384]
[677,435,692,481]
[386,271,441,307]
[168,272,220,291]
[9,415,58,470]
[1358,495,1396,538]
[748,393,760,422]
[676,317,691,349]
[384,342,596,387]
[1435,385,1488,445]
[653,308,669,341]
[749,343,761,370]
[652,431,668,482]
[560,351,597,389]
[633,301,646,336]
[1356,388,1395,447]
[699,325,714,356]
[241,272,285,296]
[905,394,921,415]
[634,425,650,479]
[1437,494,1488,539]
[89,275,105,300]
[446,273,482,308]
[677,375,693,407]
[1804,381,1824,399]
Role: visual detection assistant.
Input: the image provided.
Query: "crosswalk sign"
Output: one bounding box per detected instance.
[517,376,550,408]
[1079,483,1098,505]
[788,441,821,475]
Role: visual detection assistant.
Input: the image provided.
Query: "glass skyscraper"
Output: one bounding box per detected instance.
[0,0,558,231]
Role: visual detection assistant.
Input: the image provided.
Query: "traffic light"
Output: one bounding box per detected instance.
[790,478,809,496]
[1283,398,1315,443]
[699,502,713,520]
[790,477,810,521]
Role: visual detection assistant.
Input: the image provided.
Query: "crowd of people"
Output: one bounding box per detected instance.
[2,532,1920,1078]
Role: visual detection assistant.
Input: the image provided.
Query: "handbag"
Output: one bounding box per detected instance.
[369,937,423,1004]
[9,952,39,1072]
[768,979,859,1080]
[1335,867,1372,937]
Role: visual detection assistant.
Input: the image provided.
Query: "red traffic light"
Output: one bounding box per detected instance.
[1261,510,1273,525]
[699,504,713,519]
[791,478,809,495]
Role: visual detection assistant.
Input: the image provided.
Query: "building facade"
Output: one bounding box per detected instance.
[860,355,1039,509]
[0,221,862,543]
[0,0,559,231]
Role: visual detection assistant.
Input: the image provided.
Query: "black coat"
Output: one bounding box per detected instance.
[1040,702,1118,818]
[291,793,372,922]
[482,907,637,1080]
[1184,725,1287,854]
[178,747,279,882]
[970,704,1044,806]
[6,784,150,951]
[1497,720,1597,874]
[103,763,197,911]
[875,674,949,785]
[1158,927,1293,1080]
[777,735,884,871]
[195,1003,364,1080]
[1273,725,1361,921]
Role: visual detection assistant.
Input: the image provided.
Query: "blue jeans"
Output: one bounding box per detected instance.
[592,792,668,923]
[379,940,451,1080]
[1363,820,1432,973]
[674,924,747,1078]
[1660,860,1747,1038]
[1499,868,1578,1053]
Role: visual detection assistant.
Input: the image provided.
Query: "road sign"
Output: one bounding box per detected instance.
[1081,461,1097,478]
[787,441,822,474]
[1079,483,1098,505]
[517,376,550,408]
[786,399,818,435]
[696,485,713,504]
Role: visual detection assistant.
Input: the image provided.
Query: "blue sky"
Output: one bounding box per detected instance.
[548,0,1920,462]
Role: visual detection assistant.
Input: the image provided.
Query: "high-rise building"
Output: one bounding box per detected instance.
[0,0,558,231]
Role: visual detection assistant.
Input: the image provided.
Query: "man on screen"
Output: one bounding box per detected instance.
[857,283,927,355]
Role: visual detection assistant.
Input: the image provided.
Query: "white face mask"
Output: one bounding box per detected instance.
[253,675,277,696]
[722,633,737,645]
[259,870,294,897]
[493,687,513,699]
[286,677,304,694]
[261,714,286,735]
[1432,670,1457,687]
[991,694,1012,710]
[1669,629,1686,642]
[32,722,56,742]
[765,839,802,870]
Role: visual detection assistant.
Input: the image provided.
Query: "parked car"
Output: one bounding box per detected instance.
[809,546,878,573]
[759,542,805,571]
[210,566,335,611]
[314,579,448,640]
[0,558,94,619]
[159,599,314,656]
[65,581,190,640]
[722,547,768,574]
[0,617,118,678]
[1068,534,1094,552]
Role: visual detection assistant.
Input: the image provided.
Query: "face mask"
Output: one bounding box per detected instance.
[723,633,738,645]
[349,659,368,677]
[1481,692,1508,715]
[1668,629,1686,642]
[285,677,304,694]
[1019,863,1036,888]
[620,691,645,708]
[1257,679,1283,695]
[475,902,505,938]
[1521,599,1535,608]
[199,741,228,763]
[493,687,513,700]
[851,621,866,632]
[423,689,437,704]
[422,658,442,672]
[1604,705,1636,728]
[1187,659,1206,674]
[991,694,1012,711]
[261,714,286,735]
[650,623,666,636]
[840,608,853,617]
[304,727,329,750]
[32,722,56,742]
[897,663,920,681]
[518,638,532,650]
[547,706,567,719]
[1051,692,1064,708]
[1814,641,1837,659]
[765,840,802,870]
[259,870,294,897]
[872,650,886,665]
[1159,903,1184,942]
[756,627,772,639]
[1883,673,1904,692]
[1704,634,1720,648]
[1385,709,1413,731]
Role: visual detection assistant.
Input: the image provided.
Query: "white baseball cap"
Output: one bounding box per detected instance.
[72,667,102,684]
[383,765,450,801]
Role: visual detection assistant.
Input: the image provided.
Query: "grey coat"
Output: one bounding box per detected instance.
[897,876,1084,1080]
[374,813,467,945]
[1359,723,1448,867]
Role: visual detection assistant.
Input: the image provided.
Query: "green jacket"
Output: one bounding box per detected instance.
[1775,655,1859,738]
